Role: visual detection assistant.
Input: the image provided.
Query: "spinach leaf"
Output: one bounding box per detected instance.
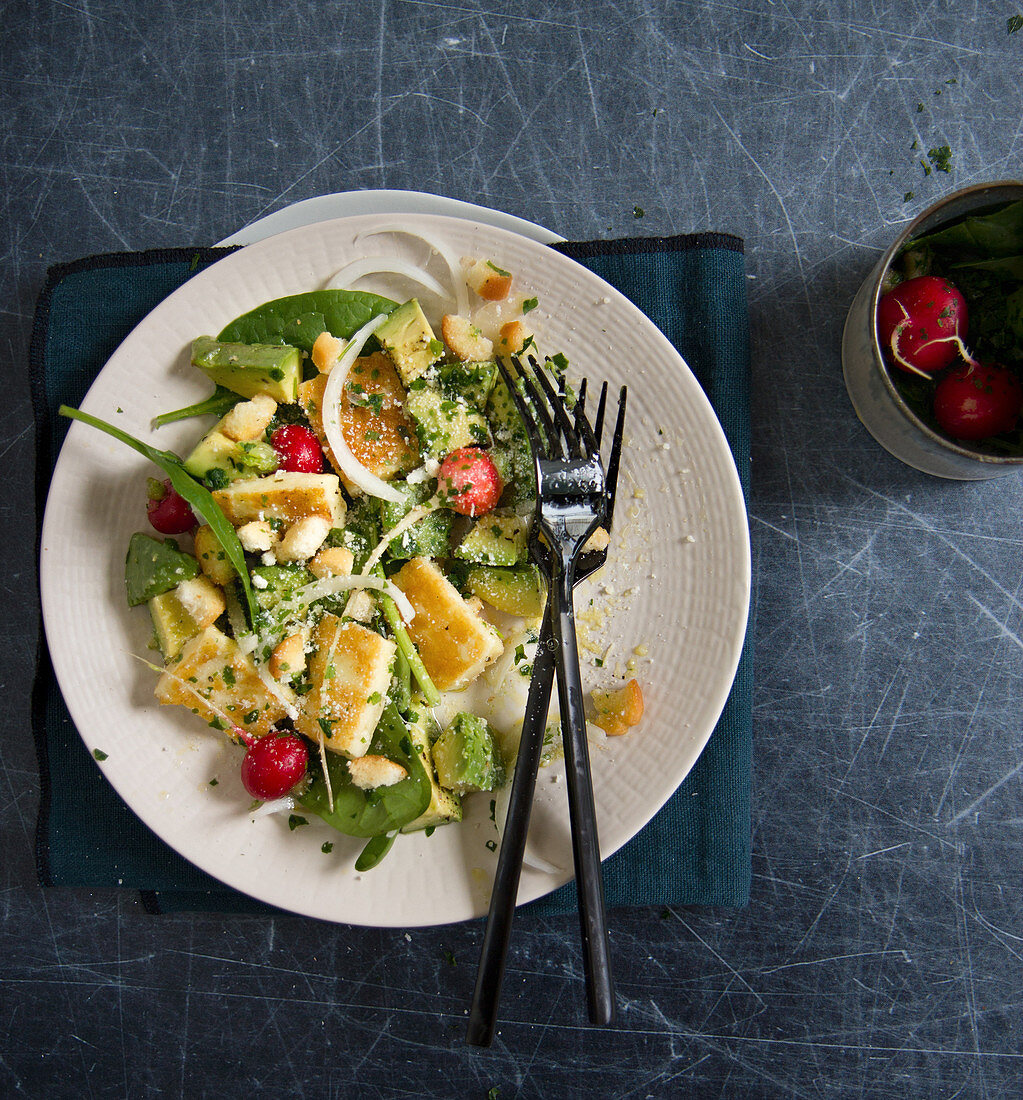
[58,406,259,624]
[152,385,241,428]
[909,200,1023,259]
[299,705,431,838]
[355,833,397,871]
[217,290,397,352]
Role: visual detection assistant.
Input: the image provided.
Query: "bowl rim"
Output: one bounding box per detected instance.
[868,179,1023,466]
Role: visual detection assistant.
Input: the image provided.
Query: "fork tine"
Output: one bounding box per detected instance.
[604,386,628,513]
[593,382,608,446]
[530,355,581,458]
[572,380,601,457]
[515,357,560,458]
[496,357,546,458]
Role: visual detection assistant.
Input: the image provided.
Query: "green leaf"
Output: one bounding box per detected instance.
[217,290,397,352]
[355,832,396,871]
[908,199,1023,259]
[151,385,241,428]
[58,406,259,624]
[299,705,431,839]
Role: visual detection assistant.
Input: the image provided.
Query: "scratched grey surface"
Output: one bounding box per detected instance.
[3,1,1022,1097]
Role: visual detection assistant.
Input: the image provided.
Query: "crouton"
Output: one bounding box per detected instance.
[193,525,236,587]
[347,754,408,790]
[309,546,355,579]
[465,258,513,302]
[497,319,533,355]
[269,631,307,682]
[237,519,277,553]
[275,515,332,562]
[174,576,225,628]
[590,679,645,737]
[311,330,345,374]
[219,394,277,441]
[441,315,494,362]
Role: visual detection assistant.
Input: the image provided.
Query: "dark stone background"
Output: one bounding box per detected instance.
[3,3,1021,1096]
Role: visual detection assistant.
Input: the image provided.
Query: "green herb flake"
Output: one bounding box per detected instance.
[443,950,456,966]
[243,709,260,724]
[288,814,309,831]
[1010,14,1023,34]
[321,841,334,854]
[222,666,236,687]
[903,191,914,202]
[927,144,952,173]
[485,839,497,852]
[514,644,526,664]
[92,748,109,761]
[521,297,538,314]
[209,778,219,786]
[633,205,644,218]
[318,717,333,739]
[486,260,511,278]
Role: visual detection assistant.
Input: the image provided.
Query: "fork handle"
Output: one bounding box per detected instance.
[467,607,558,1047]
[550,558,616,1026]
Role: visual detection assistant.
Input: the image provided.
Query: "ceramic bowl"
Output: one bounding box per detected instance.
[842,180,1023,479]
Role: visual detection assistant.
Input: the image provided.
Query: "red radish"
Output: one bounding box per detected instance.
[933,362,1023,441]
[238,730,309,801]
[438,447,503,516]
[271,424,324,473]
[146,478,196,534]
[877,275,973,377]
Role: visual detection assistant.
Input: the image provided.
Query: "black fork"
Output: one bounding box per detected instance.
[467,355,627,1044]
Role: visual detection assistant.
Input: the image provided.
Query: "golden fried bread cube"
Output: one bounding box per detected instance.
[155,625,293,737]
[294,613,396,758]
[211,471,345,527]
[298,353,418,493]
[391,557,503,691]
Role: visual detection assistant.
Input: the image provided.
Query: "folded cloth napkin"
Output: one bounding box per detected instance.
[31,235,752,917]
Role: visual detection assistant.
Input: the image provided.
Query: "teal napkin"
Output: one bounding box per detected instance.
[31,236,751,917]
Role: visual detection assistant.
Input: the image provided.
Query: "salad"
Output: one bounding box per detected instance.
[61,240,644,871]
[878,198,1023,449]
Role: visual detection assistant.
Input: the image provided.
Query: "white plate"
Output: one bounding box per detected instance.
[40,212,750,926]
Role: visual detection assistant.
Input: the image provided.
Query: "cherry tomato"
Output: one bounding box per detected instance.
[438,447,504,516]
[146,478,196,534]
[933,362,1023,441]
[239,730,309,801]
[877,275,969,375]
[271,424,324,473]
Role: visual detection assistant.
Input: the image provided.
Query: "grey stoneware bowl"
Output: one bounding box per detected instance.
[842,180,1023,480]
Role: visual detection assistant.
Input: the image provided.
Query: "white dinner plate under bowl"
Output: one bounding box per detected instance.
[40,213,750,926]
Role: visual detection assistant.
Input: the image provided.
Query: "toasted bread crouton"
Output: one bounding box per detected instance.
[298,353,418,493]
[275,515,332,562]
[193,525,236,587]
[311,330,345,374]
[269,630,307,682]
[391,557,503,691]
[174,576,225,629]
[295,614,396,758]
[591,679,645,737]
[465,258,513,302]
[441,315,494,362]
[212,471,345,527]
[343,589,376,623]
[347,754,408,790]
[237,519,277,553]
[155,625,293,737]
[219,394,277,441]
[582,526,610,553]
[309,546,355,579]
[498,319,533,355]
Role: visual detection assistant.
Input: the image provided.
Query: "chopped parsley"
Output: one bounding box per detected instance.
[1010,14,1023,34]
[633,205,645,218]
[521,297,538,314]
[288,815,309,830]
[92,748,108,761]
[927,144,953,173]
[486,260,511,277]
[321,841,334,854]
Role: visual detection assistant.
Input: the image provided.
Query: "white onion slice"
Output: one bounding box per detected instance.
[250,796,296,819]
[320,313,404,503]
[326,256,451,301]
[356,225,469,318]
[288,574,416,624]
[492,782,565,875]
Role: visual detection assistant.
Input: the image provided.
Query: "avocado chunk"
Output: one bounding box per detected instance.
[432,713,506,795]
[400,710,463,832]
[406,383,491,460]
[467,565,544,618]
[250,563,315,637]
[125,532,199,607]
[376,300,443,385]
[486,376,535,506]
[455,513,527,567]
[191,335,301,403]
[183,429,278,485]
[435,360,497,408]
[148,589,201,660]
[378,481,452,560]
